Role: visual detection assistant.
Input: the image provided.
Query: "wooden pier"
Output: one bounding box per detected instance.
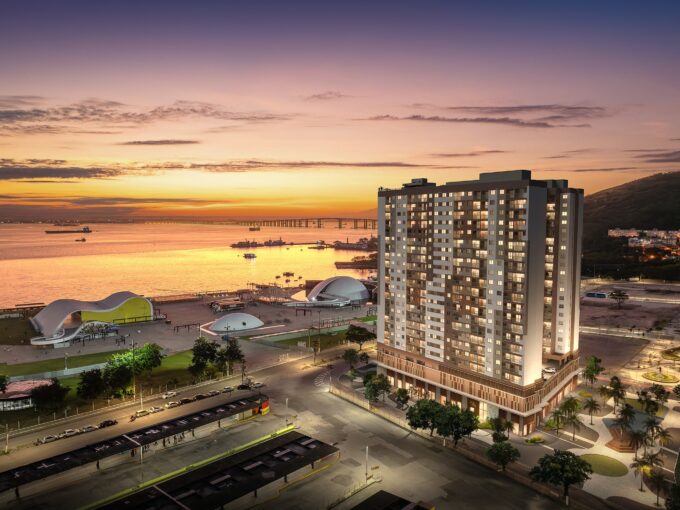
[236,217,377,229]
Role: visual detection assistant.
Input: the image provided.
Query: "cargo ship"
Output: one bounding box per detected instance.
[45,226,92,234]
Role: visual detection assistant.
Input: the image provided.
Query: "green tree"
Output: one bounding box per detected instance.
[599,385,612,404]
[549,407,565,436]
[582,398,601,425]
[395,388,410,410]
[629,430,647,460]
[583,355,604,387]
[103,363,133,394]
[0,374,8,393]
[406,399,442,436]
[630,457,650,492]
[76,368,107,400]
[564,412,583,442]
[488,416,513,443]
[650,383,670,404]
[135,343,164,373]
[359,351,370,365]
[342,348,359,370]
[529,450,593,506]
[648,469,666,507]
[672,384,680,400]
[345,324,376,351]
[665,482,680,510]
[616,403,636,435]
[609,289,629,309]
[31,378,69,412]
[371,373,391,402]
[486,441,520,471]
[216,338,245,376]
[559,396,581,417]
[435,403,478,448]
[657,427,672,459]
[364,379,379,402]
[192,336,219,365]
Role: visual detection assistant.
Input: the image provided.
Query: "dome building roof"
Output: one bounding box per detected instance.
[211,312,264,333]
[308,276,369,304]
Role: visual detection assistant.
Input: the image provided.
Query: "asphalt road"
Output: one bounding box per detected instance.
[1,345,562,510]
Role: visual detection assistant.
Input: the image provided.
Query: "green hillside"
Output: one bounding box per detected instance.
[582,171,680,279]
[584,172,680,248]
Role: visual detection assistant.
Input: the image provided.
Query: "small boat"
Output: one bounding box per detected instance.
[244,253,257,259]
[283,271,294,277]
[249,226,261,231]
[75,238,87,242]
[275,275,281,279]
[46,226,92,234]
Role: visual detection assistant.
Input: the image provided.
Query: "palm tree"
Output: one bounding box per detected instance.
[647,468,666,507]
[583,398,601,425]
[629,430,647,460]
[564,412,583,442]
[599,385,612,406]
[560,396,580,417]
[656,428,672,459]
[550,408,565,437]
[646,450,664,471]
[631,457,650,492]
[616,403,636,435]
[645,417,662,446]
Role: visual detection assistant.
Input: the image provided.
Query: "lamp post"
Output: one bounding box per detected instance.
[64,352,68,371]
[131,337,136,402]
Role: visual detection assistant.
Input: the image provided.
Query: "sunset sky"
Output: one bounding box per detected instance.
[1,0,679,220]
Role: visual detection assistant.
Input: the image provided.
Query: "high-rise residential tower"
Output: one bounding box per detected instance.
[377,170,583,435]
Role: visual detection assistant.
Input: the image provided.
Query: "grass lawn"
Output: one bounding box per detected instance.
[358,315,377,323]
[1,350,195,432]
[624,398,667,418]
[0,350,127,377]
[579,454,628,476]
[275,331,351,351]
[0,316,36,345]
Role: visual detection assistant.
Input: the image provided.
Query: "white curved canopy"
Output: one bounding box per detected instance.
[31,291,147,339]
[211,312,264,333]
[308,276,369,303]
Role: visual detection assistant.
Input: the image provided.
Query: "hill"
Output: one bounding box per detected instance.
[583,172,680,251]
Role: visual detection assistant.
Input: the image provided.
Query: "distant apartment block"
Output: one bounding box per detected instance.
[377,170,583,435]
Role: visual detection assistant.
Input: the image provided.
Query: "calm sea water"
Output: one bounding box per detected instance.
[0,223,376,307]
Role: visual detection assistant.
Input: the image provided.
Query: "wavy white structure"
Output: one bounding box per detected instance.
[307,276,369,305]
[211,312,264,333]
[30,291,151,346]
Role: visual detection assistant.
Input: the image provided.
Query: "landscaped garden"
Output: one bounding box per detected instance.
[0,350,126,377]
[579,454,628,477]
[642,372,679,383]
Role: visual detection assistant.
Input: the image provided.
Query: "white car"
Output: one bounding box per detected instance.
[148,406,164,413]
[41,435,58,444]
[60,429,80,438]
[251,382,265,389]
[162,391,177,399]
[165,401,180,409]
[542,367,556,374]
[81,425,98,433]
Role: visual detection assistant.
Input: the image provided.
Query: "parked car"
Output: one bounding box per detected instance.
[162,391,177,399]
[135,409,150,418]
[237,383,251,390]
[148,406,164,413]
[251,382,265,389]
[179,397,194,405]
[542,367,556,374]
[99,419,118,428]
[80,425,98,433]
[60,429,80,438]
[194,393,208,400]
[165,401,180,408]
[207,390,220,397]
[41,435,58,444]
[222,386,234,393]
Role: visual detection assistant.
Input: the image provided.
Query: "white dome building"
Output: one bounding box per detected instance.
[211,312,264,333]
[308,276,370,304]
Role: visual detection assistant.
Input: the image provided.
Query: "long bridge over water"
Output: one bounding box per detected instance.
[236,217,377,229]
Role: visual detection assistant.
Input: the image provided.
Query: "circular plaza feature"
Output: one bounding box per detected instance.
[642,372,679,383]
[211,312,264,333]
